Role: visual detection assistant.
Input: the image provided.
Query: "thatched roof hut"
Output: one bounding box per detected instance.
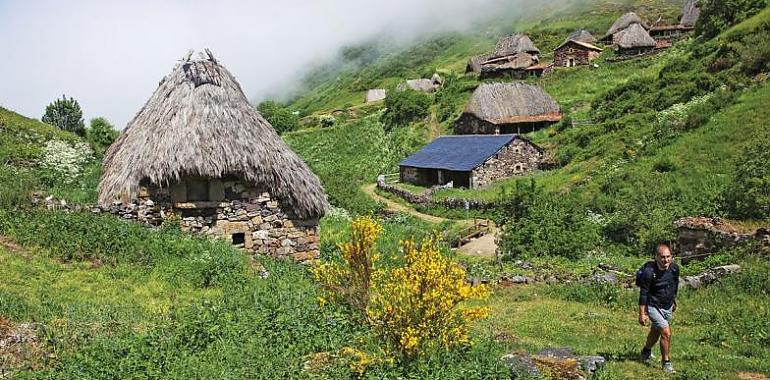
[491,34,540,58]
[680,0,701,27]
[99,50,328,219]
[465,82,560,123]
[613,22,657,51]
[466,53,492,73]
[565,29,596,44]
[603,12,649,40]
[454,82,560,134]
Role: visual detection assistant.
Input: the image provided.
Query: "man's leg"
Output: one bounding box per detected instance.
[659,326,672,361]
[645,327,660,350]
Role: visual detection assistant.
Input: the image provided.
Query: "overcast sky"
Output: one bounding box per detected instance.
[0,0,534,129]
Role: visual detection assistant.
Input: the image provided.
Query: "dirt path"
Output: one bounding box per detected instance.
[361,184,498,258]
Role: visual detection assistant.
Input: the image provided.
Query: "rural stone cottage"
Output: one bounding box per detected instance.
[649,0,700,41]
[554,30,603,67]
[454,82,561,135]
[599,12,650,44]
[98,50,329,261]
[613,23,657,56]
[399,134,543,189]
[467,34,542,78]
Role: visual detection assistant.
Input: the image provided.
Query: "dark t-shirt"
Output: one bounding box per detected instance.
[637,261,679,309]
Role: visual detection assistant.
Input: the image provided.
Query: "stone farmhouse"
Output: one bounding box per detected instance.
[98,50,329,262]
[554,30,603,67]
[453,82,561,135]
[399,135,543,189]
[466,34,547,79]
[649,0,701,41]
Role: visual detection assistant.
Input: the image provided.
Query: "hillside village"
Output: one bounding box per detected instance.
[1,0,770,378]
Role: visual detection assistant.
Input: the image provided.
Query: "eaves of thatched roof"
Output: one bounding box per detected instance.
[98,50,329,218]
[613,23,657,49]
[492,34,540,58]
[604,12,649,38]
[462,82,561,124]
[481,52,536,70]
[555,39,603,52]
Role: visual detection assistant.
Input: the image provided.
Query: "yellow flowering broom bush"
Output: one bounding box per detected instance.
[313,217,489,363]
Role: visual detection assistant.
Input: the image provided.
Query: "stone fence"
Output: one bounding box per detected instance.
[674,217,770,262]
[376,176,496,211]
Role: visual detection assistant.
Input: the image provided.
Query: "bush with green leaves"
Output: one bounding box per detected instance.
[87,117,119,152]
[696,0,769,39]
[37,139,93,185]
[257,100,299,134]
[380,88,431,131]
[728,132,770,219]
[41,95,86,136]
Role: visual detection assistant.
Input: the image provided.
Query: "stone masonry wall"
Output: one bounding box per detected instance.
[674,217,769,263]
[554,44,600,67]
[471,139,542,188]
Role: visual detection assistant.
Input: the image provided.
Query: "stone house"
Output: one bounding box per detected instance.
[554,39,603,67]
[453,82,561,135]
[599,12,649,45]
[399,134,543,189]
[467,34,541,77]
[98,50,329,261]
[612,23,657,56]
[648,0,700,41]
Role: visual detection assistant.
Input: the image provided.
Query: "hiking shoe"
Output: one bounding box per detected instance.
[662,361,676,374]
[639,347,653,363]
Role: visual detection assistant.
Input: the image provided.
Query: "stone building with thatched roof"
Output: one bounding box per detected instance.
[613,23,657,56]
[599,12,649,44]
[453,82,561,135]
[98,50,328,261]
[554,30,603,67]
[466,34,541,76]
[680,0,701,28]
[649,0,700,40]
[399,135,543,189]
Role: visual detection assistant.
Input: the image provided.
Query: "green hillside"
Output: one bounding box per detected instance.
[1,0,769,378]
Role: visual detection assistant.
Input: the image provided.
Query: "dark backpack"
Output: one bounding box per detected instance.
[635,261,655,287]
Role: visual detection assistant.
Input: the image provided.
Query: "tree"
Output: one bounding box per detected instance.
[696,0,769,39]
[257,100,299,134]
[87,117,119,151]
[42,95,86,136]
[380,88,431,131]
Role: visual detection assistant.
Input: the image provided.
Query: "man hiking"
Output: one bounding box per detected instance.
[637,243,679,374]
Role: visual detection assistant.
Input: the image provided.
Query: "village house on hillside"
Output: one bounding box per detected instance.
[613,22,657,55]
[599,12,650,44]
[399,134,543,189]
[98,50,328,261]
[397,73,444,93]
[649,0,701,41]
[365,88,386,103]
[467,34,548,79]
[554,29,603,67]
[454,82,561,135]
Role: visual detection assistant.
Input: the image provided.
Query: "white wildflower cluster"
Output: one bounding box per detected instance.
[656,93,714,128]
[326,206,352,221]
[586,209,608,226]
[38,139,93,183]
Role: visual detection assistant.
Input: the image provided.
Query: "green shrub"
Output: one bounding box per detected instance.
[380,88,431,131]
[87,117,120,152]
[728,132,770,218]
[696,0,769,39]
[41,95,86,136]
[257,100,300,134]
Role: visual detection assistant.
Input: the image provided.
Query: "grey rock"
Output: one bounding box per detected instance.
[501,353,541,378]
[579,355,606,373]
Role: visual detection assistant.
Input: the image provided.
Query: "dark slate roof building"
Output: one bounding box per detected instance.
[399,135,543,189]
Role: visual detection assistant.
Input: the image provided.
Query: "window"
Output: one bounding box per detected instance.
[515,164,523,172]
[186,177,209,201]
[232,232,245,246]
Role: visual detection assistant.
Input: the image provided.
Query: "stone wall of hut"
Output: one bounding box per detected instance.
[616,46,655,56]
[471,139,542,188]
[554,44,601,67]
[454,114,553,135]
[674,217,769,263]
[132,177,320,261]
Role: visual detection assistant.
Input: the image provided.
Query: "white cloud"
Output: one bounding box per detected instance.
[0,0,532,129]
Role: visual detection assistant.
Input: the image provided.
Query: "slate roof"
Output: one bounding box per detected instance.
[400,135,519,171]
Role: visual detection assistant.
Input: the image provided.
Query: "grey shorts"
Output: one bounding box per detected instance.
[648,305,674,329]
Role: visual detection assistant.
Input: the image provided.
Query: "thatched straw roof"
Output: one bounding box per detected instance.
[463,82,561,124]
[680,0,701,27]
[613,23,657,49]
[98,50,328,218]
[492,34,540,58]
[366,89,386,102]
[605,12,649,37]
[467,54,492,73]
[565,29,596,44]
[400,78,439,93]
[481,52,536,70]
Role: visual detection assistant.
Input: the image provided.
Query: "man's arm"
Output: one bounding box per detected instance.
[672,264,679,311]
[638,267,650,326]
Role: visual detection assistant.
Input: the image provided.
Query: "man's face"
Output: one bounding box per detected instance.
[656,246,673,270]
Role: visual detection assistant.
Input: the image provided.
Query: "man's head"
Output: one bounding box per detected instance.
[655,243,673,270]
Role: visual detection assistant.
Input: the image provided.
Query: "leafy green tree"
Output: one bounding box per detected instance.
[42,95,86,136]
[728,134,770,219]
[87,117,119,151]
[380,88,431,131]
[696,0,769,39]
[257,100,299,134]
